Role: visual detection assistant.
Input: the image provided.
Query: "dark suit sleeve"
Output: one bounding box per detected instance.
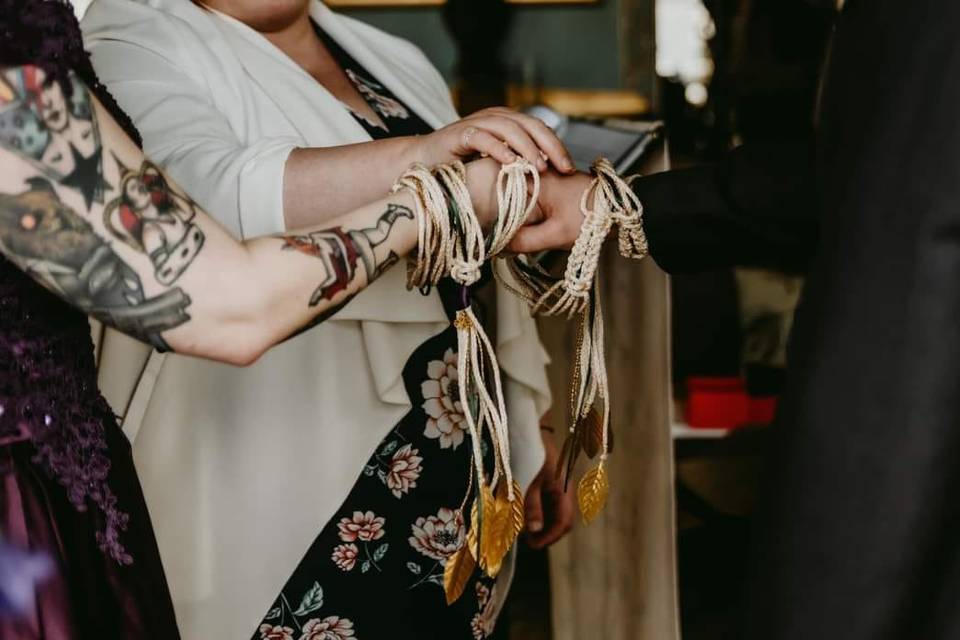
[637,138,819,274]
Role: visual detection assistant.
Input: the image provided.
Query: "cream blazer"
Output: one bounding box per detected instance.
[82,2,551,638]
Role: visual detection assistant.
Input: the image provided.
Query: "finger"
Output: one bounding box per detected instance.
[463,127,518,165]
[508,218,574,254]
[528,487,575,549]
[524,477,545,535]
[497,111,575,173]
[473,117,547,171]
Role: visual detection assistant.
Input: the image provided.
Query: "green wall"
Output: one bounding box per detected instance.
[341,1,647,90]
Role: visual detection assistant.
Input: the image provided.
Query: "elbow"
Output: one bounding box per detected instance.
[212,286,276,367]
[224,309,277,367]
[221,337,268,368]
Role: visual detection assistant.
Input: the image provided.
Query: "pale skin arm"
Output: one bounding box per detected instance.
[283,107,575,228]
[0,64,499,366]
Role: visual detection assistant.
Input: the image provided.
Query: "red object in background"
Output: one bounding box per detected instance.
[686,377,748,429]
[685,377,780,429]
[748,395,779,425]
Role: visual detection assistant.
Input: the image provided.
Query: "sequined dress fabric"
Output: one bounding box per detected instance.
[0,1,178,637]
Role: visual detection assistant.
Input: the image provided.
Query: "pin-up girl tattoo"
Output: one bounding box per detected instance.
[0,67,107,209]
[103,160,205,286]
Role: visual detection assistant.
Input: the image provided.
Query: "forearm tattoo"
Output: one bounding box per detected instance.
[0,178,190,349]
[282,203,413,328]
[103,159,205,286]
[0,66,198,350]
[0,64,413,351]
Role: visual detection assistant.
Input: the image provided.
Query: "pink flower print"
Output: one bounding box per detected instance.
[259,624,295,640]
[337,511,386,543]
[298,615,356,640]
[385,444,423,498]
[408,507,465,564]
[422,349,467,449]
[331,543,359,572]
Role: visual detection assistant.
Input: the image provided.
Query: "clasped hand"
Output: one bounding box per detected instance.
[511,169,595,255]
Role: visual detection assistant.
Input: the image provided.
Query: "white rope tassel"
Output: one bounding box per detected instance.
[454,308,515,499]
[392,163,452,290]
[436,162,523,501]
[593,158,648,259]
[455,311,489,497]
[435,162,486,286]
[396,158,548,506]
[589,276,611,458]
[490,160,541,256]
[531,181,612,318]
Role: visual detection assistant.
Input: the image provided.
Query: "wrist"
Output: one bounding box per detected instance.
[464,158,501,229]
[398,134,428,168]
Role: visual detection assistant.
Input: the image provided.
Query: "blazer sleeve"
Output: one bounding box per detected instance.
[638,138,819,275]
[86,35,299,239]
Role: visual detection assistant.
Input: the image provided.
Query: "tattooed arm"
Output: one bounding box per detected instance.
[0,64,500,365]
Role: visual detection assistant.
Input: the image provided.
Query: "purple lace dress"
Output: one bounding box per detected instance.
[0,2,179,637]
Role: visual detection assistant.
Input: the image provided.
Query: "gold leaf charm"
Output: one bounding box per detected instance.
[479,481,524,578]
[577,463,610,524]
[580,408,604,459]
[444,545,477,605]
[496,481,525,556]
[476,483,499,574]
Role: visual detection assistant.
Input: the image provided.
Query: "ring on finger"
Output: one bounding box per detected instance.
[462,126,479,146]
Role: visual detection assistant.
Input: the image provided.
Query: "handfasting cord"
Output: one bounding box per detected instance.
[496,157,648,524]
[392,156,646,598]
[392,160,540,597]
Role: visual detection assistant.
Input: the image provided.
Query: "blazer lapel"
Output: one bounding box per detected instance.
[312,1,459,129]
[205,7,371,147]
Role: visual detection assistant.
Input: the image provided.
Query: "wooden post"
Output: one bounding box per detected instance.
[541,142,678,640]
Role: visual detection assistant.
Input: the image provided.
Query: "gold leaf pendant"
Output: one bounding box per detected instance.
[577,462,610,524]
[478,481,525,578]
[505,481,525,544]
[444,544,477,605]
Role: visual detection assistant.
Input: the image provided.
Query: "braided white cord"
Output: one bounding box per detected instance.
[455,313,488,500]
[513,157,649,319]
[434,162,486,286]
[392,170,430,288]
[490,160,541,257]
[589,275,611,459]
[532,179,613,318]
[404,160,527,503]
[392,163,452,289]
[593,158,649,259]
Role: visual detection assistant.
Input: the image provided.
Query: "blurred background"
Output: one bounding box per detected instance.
[70,1,834,638]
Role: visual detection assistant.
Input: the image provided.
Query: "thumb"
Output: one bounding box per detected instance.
[525,476,545,534]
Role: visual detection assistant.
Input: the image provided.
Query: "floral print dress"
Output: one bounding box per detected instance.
[253,29,502,640]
